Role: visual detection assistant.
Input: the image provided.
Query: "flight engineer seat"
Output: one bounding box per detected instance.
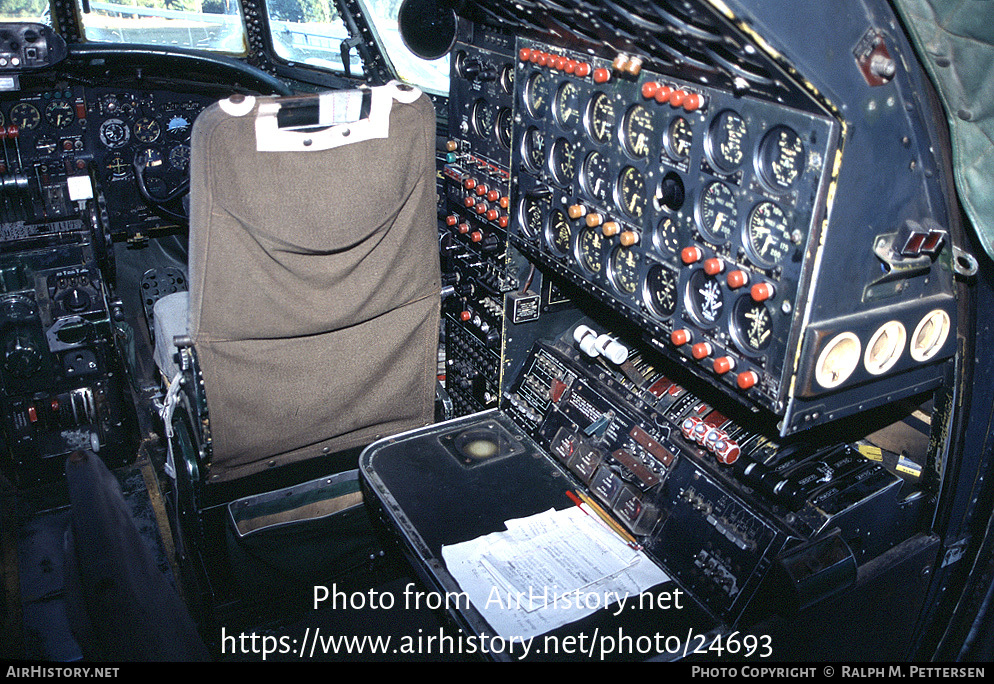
[150,81,441,604]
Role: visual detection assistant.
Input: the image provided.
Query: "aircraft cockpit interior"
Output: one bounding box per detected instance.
[1,0,993,664]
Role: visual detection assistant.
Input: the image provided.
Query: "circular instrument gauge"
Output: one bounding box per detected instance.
[521,126,546,172]
[706,109,749,173]
[616,166,646,219]
[910,309,951,362]
[746,201,791,267]
[471,98,495,138]
[697,181,738,243]
[664,116,693,161]
[549,137,577,185]
[1,295,36,321]
[654,216,681,256]
[499,63,515,94]
[732,297,774,355]
[547,208,573,256]
[621,104,654,159]
[134,117,161,143]
[585,92,616,145]
[135,147,164,169]
[581,150,611,204]
[44,100,74,128]
[686,268,724,327]
[758,125,804,191]
[643,263,678,318]
[518,194,545,239]
[169,144,190,170]
[10,103,41,130]
[105,152,130,178]
[609,245,641,295]
[496,108,513,149]
[165,114,192,139]
[524,70,551,118]
[576,227,606,274]
[815,332,861,389]
[864,321,906,375]
[99,118,130,149]
[553,81,581,129]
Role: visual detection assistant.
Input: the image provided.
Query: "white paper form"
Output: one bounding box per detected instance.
[441,506,669,640]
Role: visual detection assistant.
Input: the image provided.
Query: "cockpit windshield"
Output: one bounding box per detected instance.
[71,0,248,54]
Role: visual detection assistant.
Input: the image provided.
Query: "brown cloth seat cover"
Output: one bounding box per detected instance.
[186,82,440,482]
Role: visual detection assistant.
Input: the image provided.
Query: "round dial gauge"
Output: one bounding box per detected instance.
[910,309,951,362]
[576,228,606,274]
[550,138,577,185]
[547,208,572,256]
[471,99,495,138]
[169,144,190,170]
[165,114,191,139]
[44,100,74,128]
[654,216,681,256]
[621,104,654,159]
[864,321,906,375]
[759,125,805,191]
[585,92,616,145]
[686,269,724,327]
[746,201,791,267]
[135,147,164,169]
[697,181,738,243]
[610,245,641,295]
[664,116,693,161]
[519,195,545,239]
[644,263,678,318]
[10,103,41,130]
[581,150,611,204]
[706,110,749,173]
[553,81,581,129]
[616,166,646,219]
[732,297,774,355]
[105,153,130,178]
[99,118,130,149]
[524,70,551,118]
[815,332,861,389]
[499,63,515,94]
[134,117,161,143]
[521,126,546,172]
[496,108,513,149]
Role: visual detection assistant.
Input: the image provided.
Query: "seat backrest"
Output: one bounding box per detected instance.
[186,82,440,483]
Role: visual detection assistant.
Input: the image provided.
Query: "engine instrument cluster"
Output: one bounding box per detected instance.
[509,39,838,424]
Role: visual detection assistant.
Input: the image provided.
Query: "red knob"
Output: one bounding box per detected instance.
[671,329,692,346]
[691,342,712,360]
[751,282,775,302]
[519,48,532,61]
[592,68,611,83]
[727,269,749,289]
[737,371,758,390]
[641,81,659,99]
[681,246,703,264]
[713,356,735,374]
[703,257,724,275]
[682,93,704,112]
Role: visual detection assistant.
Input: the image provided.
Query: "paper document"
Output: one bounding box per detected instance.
[441,506,669,640]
